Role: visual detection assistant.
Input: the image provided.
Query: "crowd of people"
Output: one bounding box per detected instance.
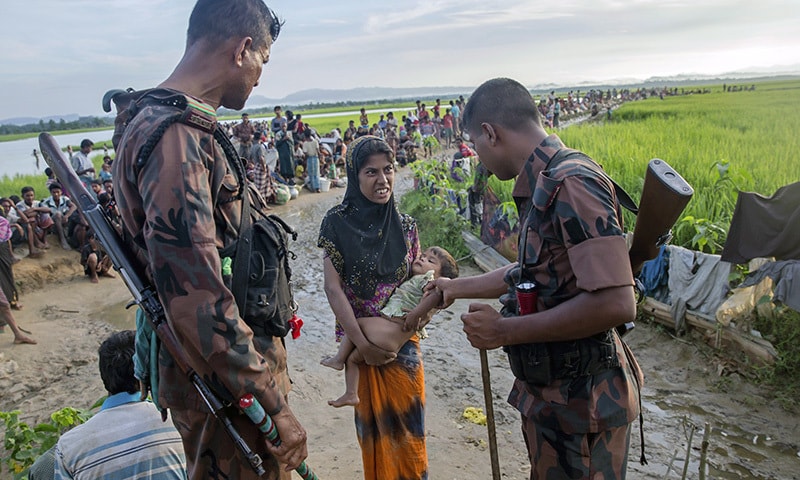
[217,94,471,204]
[1,139,117,284]
[5,2,673,479]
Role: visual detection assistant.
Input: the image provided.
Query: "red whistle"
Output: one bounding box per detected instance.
[289,314,303,339]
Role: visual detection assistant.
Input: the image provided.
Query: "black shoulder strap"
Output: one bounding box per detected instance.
[549,148,639,215]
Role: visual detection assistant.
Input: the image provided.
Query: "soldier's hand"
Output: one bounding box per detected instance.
[265,406,308,472]
[461,302,504,350]
[359,341,396,366]
[427,278,455,308]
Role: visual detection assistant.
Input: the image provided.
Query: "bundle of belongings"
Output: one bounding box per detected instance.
[637,181,800,333]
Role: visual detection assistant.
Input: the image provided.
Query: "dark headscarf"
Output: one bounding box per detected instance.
[318,136,408,299]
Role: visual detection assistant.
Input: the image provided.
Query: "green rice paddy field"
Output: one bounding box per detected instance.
[491,78,800,254]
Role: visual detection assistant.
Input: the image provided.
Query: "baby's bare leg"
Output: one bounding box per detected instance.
[327,316,415,408]
[321,335,354,371]
[356,316,414,353]
[328,348,363,407]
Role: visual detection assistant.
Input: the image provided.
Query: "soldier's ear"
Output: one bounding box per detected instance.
[480,123,498,146]
[233,37,254,67]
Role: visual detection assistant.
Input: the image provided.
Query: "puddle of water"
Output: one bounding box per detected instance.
[645,397,799,479]
[90,299,137,330]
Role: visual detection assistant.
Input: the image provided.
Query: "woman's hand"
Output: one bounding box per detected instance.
[357,341,396,365]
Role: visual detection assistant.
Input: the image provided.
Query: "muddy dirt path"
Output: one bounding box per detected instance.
[1,167,798,479]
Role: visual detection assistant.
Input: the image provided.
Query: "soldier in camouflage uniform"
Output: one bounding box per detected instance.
[433,78,644,479]
[112,1,307,479]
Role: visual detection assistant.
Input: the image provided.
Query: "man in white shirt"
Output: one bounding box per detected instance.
[67,139,96,194]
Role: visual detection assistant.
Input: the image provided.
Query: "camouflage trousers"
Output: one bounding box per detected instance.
[521,413,632,480]
[171,406,291,480]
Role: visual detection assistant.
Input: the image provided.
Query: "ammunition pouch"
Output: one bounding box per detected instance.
[502,296,619,387]
[504,331,619,387]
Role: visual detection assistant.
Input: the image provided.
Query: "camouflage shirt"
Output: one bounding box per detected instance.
[506,134,643,433]
[113,89,289,415]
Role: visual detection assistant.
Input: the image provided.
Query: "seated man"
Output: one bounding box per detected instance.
[15,187,53,252]
[65,210,89,250]
[41,182,76,250]
[80,233,115,283]
[0,197,42,258]
[53,330,185,479]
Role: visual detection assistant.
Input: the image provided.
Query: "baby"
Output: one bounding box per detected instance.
[322,246,459,407]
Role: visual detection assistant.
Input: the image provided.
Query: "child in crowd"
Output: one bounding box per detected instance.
[80,233,115,283]
[89,179,106,198]
[321,246,459,407]
[99,161,113,182]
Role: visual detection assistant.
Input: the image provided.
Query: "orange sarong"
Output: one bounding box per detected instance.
[355,336,427,480]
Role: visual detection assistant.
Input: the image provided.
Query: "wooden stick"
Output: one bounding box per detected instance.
[480,349,501,480]
[681,417,696,480]
[699,422,711,480]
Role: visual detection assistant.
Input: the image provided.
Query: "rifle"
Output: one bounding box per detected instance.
[628,158,694,275]
[38,132,318,480]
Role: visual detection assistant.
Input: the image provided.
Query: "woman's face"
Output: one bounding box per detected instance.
[358,153,394,204]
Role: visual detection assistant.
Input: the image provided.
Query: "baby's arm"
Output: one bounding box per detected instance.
[402,288,444,333]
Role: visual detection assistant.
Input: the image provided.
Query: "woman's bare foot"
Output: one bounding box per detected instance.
[320,356,344,371]
[328,392,359,408]
[14,334,36,345]
[10,303,23,311]
[89,274,99,284]
[100,270,116,278]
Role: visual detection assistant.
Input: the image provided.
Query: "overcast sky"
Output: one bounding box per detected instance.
[2,0,799,120]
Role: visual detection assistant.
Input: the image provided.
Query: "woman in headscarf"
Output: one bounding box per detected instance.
[318,136,427,480]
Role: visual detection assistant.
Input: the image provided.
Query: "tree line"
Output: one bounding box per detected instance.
[0,116,114,135]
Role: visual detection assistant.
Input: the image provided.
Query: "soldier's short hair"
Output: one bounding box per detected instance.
[461,78,541,135]
[187,0,282,51]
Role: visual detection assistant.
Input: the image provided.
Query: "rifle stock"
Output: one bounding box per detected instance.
[37,132,268,476]
[628,159,694,274]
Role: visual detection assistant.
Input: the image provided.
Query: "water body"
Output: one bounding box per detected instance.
[0,130,114,178]
[0,107,408,178]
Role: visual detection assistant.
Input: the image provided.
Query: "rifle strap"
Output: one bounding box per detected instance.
[549,148,639,215]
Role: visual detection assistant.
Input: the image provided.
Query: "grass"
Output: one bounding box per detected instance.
[488,78,800,253]
[0,154,106,199]
[752,307,800,412]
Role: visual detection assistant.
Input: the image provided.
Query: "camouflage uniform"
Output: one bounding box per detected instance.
[505,134,643,479]
[113,89,291,480]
